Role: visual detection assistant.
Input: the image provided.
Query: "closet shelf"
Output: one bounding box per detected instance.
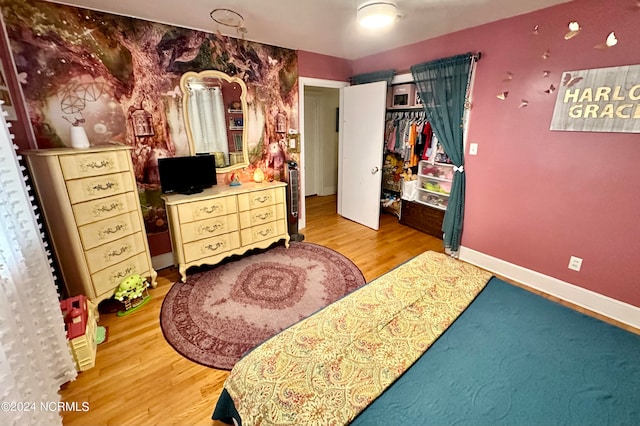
[415,201,446,211]
[386,106,424,111]
[418,188,450,197]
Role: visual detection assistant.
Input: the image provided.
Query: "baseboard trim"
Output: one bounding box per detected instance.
[152,252,174,271]
[459,246,640,330]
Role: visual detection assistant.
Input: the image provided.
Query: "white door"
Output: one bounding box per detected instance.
[338,81,387,230]
[304,91,319,196]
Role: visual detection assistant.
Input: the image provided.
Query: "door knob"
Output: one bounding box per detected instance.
[371,166,380,174]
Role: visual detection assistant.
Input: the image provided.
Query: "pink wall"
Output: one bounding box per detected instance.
[353,0,640,308]
[298,50,352,81]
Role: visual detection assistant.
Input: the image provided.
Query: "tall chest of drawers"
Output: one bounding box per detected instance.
[22,146,157,302]
[162,181,290,282]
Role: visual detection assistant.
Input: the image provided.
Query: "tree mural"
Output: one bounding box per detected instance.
[1,0,298,235]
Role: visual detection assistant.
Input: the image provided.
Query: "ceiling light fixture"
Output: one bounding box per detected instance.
[357,1,398,29]
[210,8,247,37]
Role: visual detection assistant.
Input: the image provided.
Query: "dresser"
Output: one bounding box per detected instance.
[22,146,157,303]
[399,199,445,239]
[162,181,290,282]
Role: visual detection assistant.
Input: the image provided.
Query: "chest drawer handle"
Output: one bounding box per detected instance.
[84,160,112,170]
[254,195,271,204]
[96,202,123,214]
[100,223,127,237]
[200,205,221,214]
[89,181,117,194]
[202,242,225,253]
[106,245,131,260]
[199,223,222,234]
[255,212,272,221]
[111,266,135,283]
[257,228,272,237]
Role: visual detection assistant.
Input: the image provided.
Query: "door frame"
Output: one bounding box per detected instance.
[298,77,349,230]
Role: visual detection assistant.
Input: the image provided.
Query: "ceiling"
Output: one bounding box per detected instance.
[50,0,572,59]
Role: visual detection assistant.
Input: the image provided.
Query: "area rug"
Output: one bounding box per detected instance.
[160,242,365,370]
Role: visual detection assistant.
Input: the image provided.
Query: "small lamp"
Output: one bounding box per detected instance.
[253,167,265,183]
[357,1,398,29]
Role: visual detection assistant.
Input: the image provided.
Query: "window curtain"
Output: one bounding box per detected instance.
[350,69,395,86]
[188,86,229,165]
[0,111,77,426]
[410,53,474,254]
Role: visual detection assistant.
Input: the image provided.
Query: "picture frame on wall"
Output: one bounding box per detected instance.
[0,61,17,121]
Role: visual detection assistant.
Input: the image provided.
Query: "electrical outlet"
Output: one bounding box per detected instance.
[568,256,583,271]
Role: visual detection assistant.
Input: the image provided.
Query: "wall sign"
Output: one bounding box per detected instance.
[550,64,640,133]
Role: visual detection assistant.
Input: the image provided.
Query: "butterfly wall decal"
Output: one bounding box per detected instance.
[562,73,584,88]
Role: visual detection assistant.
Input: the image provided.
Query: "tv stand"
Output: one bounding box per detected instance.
[162,181,290,282]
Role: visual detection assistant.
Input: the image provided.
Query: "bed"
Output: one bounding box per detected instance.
[212,251,640,425]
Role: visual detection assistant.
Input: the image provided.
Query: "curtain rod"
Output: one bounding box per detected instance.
[395,52,482,75]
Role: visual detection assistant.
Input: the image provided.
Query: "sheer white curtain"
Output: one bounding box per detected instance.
[0,110,77,425]
[188,86,229,164]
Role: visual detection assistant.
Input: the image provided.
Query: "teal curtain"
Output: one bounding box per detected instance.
[410,53,473,253]
[350,69,395,86]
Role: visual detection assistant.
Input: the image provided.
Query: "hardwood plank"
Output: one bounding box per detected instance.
[59,194,638,425]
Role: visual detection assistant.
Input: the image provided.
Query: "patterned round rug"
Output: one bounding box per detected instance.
[160,242,365,370]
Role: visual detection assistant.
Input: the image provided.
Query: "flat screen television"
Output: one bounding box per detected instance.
[158,154,217,194]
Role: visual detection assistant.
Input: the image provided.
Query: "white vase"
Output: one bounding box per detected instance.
[70,126,90,149]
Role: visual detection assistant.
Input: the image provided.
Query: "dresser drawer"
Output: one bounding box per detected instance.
[240,220,286,245]
[183,232,241,263]
[79,211,142,251]
[237,188,284,211]
[180,214,239,243]
[92,252,151,297]
[399,200,444,239]
[73,192,138,226]
[239,204,285,229]
[59,150,131,180]
[66,172,134,204]
[85,232,147,274]
[177,196,237,223]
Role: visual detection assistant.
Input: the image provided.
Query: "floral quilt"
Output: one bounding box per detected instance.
[224,251,493,425]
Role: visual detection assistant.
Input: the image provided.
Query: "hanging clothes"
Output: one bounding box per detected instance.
[383,110,426,165]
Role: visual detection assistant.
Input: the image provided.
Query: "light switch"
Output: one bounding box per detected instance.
[469,143,478,155]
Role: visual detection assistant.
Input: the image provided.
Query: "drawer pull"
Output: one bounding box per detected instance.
[200,205,221,214]
[95,202,123,214]
[83,160,112,170]
[111,266,135,283]
[100,223,127,237]
[255,212,272,221]
[254,195,271,204]
[199,223,222,234]
[89,181,117,194]
[257,228,272,237]
[106,245,131,260]
[202,242,225,253]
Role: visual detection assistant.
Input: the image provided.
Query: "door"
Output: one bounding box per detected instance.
[304,91,320,196]
[338,81,387,230]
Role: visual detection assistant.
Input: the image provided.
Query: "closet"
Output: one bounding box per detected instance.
[381,82,451,239]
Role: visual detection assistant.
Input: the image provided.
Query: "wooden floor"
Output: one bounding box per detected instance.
[59,195,638,425]
[59,195,444,425]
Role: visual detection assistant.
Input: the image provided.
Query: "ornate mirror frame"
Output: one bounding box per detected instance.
[180,70,249,173]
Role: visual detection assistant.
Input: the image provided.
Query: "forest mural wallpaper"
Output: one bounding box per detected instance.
[1,0,299,240]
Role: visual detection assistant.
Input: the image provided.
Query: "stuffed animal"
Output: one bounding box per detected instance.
[266,139,287,171]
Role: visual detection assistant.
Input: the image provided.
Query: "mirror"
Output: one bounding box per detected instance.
[180,70,249,172]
